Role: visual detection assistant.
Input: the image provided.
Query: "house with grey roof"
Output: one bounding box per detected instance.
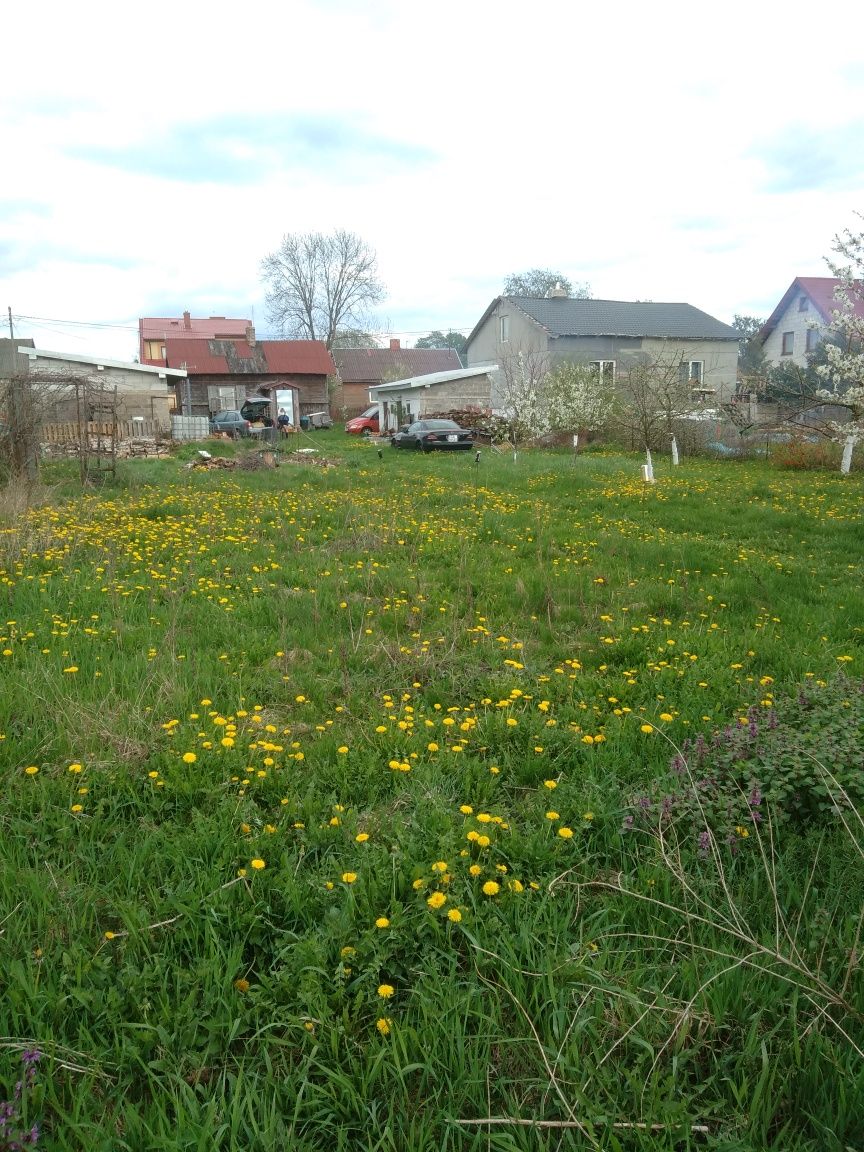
[466,292,741,408]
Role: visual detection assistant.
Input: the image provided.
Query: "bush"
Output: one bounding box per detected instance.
[771,438,844,470]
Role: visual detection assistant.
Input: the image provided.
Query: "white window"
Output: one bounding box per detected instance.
[208,385,236,412]
[806,328,819,353]
[499,315,509,343]
[590,360,615,385]
[678,360,704,385]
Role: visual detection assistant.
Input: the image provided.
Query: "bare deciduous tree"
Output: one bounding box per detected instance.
[261,230,385,349]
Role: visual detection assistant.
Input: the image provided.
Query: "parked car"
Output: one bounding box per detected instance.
[209,410,251,437]
[345,406,380,436]
[391,419,474,452]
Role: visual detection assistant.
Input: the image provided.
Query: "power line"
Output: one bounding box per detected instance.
[13,312,475,338]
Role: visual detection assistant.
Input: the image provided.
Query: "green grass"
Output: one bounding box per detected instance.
[1,435,863,1150]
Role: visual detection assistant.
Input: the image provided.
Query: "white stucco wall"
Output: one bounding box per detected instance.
[762,295,823,367]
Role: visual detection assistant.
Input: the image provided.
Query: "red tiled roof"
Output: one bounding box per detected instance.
[333,347,461,383]
[140,315,251,341]
[162,337,334,376]
[760,277,864,340]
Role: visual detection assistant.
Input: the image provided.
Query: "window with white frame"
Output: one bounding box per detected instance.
[499,314,509,343]
[208,385,237,412]
[678,360,704,386]
[805,328,819,353]
[781,332,794,356]
[590,360,615,385]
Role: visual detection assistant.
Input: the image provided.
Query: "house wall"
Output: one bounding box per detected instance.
[640,338,739,404]
[176,374,329,418]
[466,301,543,367]
[21,354,178,428]
[762,295,823,368]
[374,376,493,430]
[330,380,373,418]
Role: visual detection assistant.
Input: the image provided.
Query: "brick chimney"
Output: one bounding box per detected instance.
[183,310,191,329]
[389,338,400,351]
[246,324,256,347]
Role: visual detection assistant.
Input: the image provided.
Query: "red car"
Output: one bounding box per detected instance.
[345,406,380,436]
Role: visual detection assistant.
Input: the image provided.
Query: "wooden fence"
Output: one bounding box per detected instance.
[41,420,165,443]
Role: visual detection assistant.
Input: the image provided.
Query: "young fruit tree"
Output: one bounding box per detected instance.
[494,347,551,457]
[545,361,614,441]
[613,349,706,475]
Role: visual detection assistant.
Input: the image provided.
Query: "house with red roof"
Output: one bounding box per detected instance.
[331,340,462,417]
[759,277,864,368]
[139,312,252,365]
[162,327,335,420]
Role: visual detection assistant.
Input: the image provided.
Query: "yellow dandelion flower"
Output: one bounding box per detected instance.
[659,713,673,723]
[640,724,654,733]
[545,810,559,820]
[70,804,83,813]
[341,872,358,884]
[582,812,594,822]
[426,891,447,909]
[376,1017,391,1035]
[543,779,557,790]
[482,881,500,896]
[250,858,266,870]
[558,827,574,839]
[447,907,463,923]
[68,763,83,773]
[375,917,390,929]
[24,765,39,776]
[234,978,250,993]
[431,861,448,873]
[337,746,349,754]
[459,805,473,815]
[377,983,395,998]
[355,832,370,843]
[182,752,197,763]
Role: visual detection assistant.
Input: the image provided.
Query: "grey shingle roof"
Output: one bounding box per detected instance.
[510,297,740,341]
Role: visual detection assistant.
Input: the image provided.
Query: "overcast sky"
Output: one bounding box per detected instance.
[3,0,863,361]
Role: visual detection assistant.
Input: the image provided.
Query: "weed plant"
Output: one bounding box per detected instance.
[1,438,862,1149]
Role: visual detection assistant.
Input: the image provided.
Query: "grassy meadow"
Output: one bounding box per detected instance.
[1,433,863,1150]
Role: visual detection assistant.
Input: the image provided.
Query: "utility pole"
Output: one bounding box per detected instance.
[7,306,12,338]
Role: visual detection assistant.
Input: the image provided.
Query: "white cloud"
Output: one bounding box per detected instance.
[3,0,864,361]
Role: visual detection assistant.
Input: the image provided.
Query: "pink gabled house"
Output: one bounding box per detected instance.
[139,311,252,366]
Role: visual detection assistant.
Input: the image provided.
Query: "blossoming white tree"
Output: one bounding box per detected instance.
[815,214,864,473]
[545,361,614,439]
